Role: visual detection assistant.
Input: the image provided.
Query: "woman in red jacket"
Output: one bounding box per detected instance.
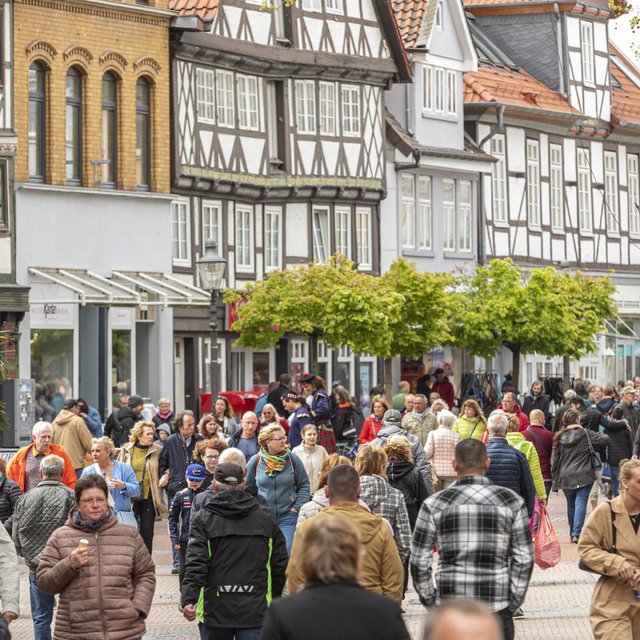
[360,398,390,444]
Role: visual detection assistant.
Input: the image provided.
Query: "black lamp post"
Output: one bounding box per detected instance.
[196,240,227,407]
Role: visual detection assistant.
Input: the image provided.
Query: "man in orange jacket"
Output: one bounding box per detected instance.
[7,422,76,492]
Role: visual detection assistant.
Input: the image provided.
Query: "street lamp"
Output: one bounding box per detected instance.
[196,239,227,408]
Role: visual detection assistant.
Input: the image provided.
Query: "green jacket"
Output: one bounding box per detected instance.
[506,432,547,500]
[452,416,486,440]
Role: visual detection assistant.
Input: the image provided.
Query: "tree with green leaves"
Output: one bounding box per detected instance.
[451,258,617,391]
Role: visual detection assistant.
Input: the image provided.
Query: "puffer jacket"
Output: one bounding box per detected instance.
[426,426,461,479]
[371,425,433,494]
[358,475,411,561]
[12,480,74,571]
[51,410,93,469]
[296,488,370,527]
[401,412,436,447]
[452,415,486,440]
[0,523,19,617]
[287,502,404,602]
[0,475,22,531]
[485,438,536,517]
[36,509,156,640]
[505,432,546,500]
[386,460,428,529]
[551,425,610,491]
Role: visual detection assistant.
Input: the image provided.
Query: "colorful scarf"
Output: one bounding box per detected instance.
[73,508,112,531]
[260,447,290,477]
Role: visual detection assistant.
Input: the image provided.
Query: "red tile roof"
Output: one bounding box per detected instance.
[390,0,428,48]
[610,44,640,126]
[170,0,219,22]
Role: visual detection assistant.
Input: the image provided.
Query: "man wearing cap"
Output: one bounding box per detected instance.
[182,462,288,639]
[114,395,145,447]
[618,386,640,443]
[431,369,455,411]
[169,463,206,591]
[283,393,312,448]
[51,399,93,477]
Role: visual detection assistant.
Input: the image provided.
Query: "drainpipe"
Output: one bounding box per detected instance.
[554,3,566,93]
[405,52,415,135]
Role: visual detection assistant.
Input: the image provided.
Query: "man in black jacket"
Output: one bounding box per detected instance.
[266,374,291,417]
[181,462,287,639]
[104,394,128,445]
[115,395,145,446]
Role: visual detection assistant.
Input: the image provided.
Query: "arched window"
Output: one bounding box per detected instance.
[28,62,46,181]
[101,73,118,186]
[136,77,151,189]
[65,66,83,183]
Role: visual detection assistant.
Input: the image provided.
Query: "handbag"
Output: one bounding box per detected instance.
[115,509,139,528]
[585,430,601,470]
[131,457,147,504]
[533,503,561,569]
[578,503,617,574]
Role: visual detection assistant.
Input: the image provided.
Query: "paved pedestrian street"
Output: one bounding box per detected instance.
[9,494,596,639]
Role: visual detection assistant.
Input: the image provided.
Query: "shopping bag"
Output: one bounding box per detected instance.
[530,497,542,537]
[533,504,561,569]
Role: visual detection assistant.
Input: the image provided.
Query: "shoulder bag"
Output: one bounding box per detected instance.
[584,429,602,470]
[578,503,617,574]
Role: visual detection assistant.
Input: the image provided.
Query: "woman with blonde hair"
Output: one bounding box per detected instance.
[245,423,310,554]
[260,515,409,640]
[118,421,166,552]
[260,403,290,435]
[355,444,411,563]
[453,399,487,440]
[579,458,640,638]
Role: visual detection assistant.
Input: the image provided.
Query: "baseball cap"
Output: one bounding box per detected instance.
[185,463,206,481]
[214,462,244,486]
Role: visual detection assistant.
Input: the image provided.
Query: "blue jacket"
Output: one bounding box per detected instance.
[169,486,203,544]
[287,406,312,448]
[311,390,331,426]
[245,450,310,518]
[83,406,104,438]
[81,460,140,513]
[485,438,536,518]
[159,433,203,496]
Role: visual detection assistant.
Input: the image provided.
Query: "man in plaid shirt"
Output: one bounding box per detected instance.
[410,439,534,640]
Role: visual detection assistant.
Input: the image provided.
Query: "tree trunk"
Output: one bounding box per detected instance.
[563,355,571,391]
[507,344,521,395]
[384,357,393,399]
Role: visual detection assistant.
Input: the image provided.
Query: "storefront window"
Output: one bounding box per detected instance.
[31,329,73,420]
[252,352,270,393]
[112,329,131,406]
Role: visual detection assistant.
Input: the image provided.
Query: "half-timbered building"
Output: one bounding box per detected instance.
[464,0,640,386]
[170,0,411,407]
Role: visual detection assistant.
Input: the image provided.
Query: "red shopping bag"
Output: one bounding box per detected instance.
[533,504,561,569]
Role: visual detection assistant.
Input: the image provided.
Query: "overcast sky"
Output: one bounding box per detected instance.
[610,12,639,63]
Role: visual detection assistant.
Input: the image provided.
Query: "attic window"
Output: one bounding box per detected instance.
[435,1,443,29]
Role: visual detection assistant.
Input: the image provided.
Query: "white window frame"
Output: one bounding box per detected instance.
[291,339,308,363]
[417,176,432,251]
[295,80,316,134]
[526,139,541,228]
[401,173,415,249]
[604,151,619,235]
[171,199,190,264]
[326,0,343,13]
[302,0,321,10]
[435,0,443,29]
[446,70,457,115]
[581,21,595,86]
[319,82,336,136]
[443,178,456,252]
[550,143,564,232]
[341,84,360,137]
[216,70,235,127]
[491,134,507,224]
[312,206,330,262]
[235,204,254,272]
[434,67,445,113]
[264,206,282,272]
[195,68,215,124]
[422,65,432,112]
[317,339,331,385]
[334,206,351,258]
[355,207,372,270]
[628,154,640,237]
[202,200,223,253]
[237,74,259,131]
[459,180,472,253]
[577,147,592,233]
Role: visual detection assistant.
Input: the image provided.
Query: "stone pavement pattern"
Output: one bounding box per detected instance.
[8,493,597,639]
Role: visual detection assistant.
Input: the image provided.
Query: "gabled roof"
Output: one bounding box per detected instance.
[390,0,434,49]
[170,0,218,22]
[610,44,640,126]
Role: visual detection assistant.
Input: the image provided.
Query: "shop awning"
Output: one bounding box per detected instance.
[111,271,210,307]
[29,268,140,306]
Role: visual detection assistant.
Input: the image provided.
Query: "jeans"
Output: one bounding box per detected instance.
[199,625,261,640]
[276,509,298,555]
[29,571,55,640]
[564,483,593,538]
[167,489,180,569]
[133,497,156,554]
[497,609,515,640]
[611,465,620,497]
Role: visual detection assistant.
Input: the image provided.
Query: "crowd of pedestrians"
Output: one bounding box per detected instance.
[1,371,640,639]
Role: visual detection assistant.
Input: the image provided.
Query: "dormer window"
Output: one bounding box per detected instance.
[580,21,594,85]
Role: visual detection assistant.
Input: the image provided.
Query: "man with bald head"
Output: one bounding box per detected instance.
[228,411,260,460]
[523,409,554,496]
[423,601,501,640]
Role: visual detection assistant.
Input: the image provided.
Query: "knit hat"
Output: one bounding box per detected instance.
[214,462,244,486]
[127,395,144,409]
[185,463,206,481]
[383,409,402,426]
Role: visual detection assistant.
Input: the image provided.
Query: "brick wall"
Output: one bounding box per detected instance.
[14,0,171,193]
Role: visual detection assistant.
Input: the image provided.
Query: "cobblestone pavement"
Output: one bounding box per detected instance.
[8,492,597,639]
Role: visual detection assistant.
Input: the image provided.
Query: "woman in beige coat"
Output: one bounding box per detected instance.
[579,458,640,639]
[36,474,156,640]
[425,410,460,491]
[118,421,167,553]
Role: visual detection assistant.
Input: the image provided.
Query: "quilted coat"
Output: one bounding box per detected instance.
[0,474,22,530]
[36,509,156,640]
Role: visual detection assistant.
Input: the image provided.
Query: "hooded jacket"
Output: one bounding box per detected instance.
[181,490,287,629]
[497,403,530,432]
[386,460,428,530]
[51,410,93,469]
[286,502,404,602]
[551,426,610,490]
[296,488,370,527]
[36,509,156,640]
[358,475,411,561]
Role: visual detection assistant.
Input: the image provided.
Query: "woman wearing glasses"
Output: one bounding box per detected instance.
[36,474,155,640]
[245,424,310,554]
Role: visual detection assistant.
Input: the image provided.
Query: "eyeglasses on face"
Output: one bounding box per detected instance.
[270,436,287,442]
[78,498,106,505]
